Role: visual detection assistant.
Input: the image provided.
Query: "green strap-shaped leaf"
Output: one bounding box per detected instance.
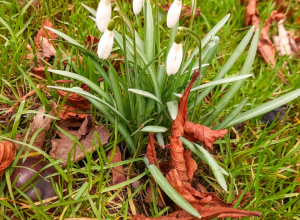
[167,101,178,120]
[144,157,201,218]
[226,89,300,127]
[180,137,228,191]
[213,97,248,130]
[140,126,168,133]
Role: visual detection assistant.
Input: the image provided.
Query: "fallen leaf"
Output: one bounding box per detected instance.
[245,0,260,29]
[56,84,90,111]
[15,101,57,152]
[50,115,110,165]
[144,178,164,208]
[183,121,227,150]
[85,36,100,52]
[257,11,287,83]
[136,70,260,219]
[10,156,59,204]
[0,140,16,174]
[58,104,89,120]
[273,19,299,57]
[35,18,56,50]
[108,146,126,185]
[169,70,227,182]
[146,133,159,168]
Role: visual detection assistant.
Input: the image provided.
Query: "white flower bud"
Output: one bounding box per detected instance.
[167,0,182,28]
[166,42,183,75]
[97,29,114,59]
[133,0,144,15]
[96,0,111,33]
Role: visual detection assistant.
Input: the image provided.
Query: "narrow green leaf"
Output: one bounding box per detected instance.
[144,0,154,60]
[167,101,178,120]
[81,3,96,16]
[48,69,113,105]
[44,26,83,47]
[101,172,146,193]
[74,182,89,200]
[144,157,201,218]
[48,86,129,126]
[213,98,248,130]
[140,126,168,133]
[202,30,259,126]
[226,89,300,127]
[128,88,162,105]
[180,137,228,191]
[189,26,255,111]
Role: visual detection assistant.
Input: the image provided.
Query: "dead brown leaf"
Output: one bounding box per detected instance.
[56,84,90,111]
[0,140,16,174]
[146,133,159,168]
[245,0,260,29]
[257,11,287,83]
[50,115,110,165]
[135,70,261,219]
[273,19,299,57]
[108,146,126,185]
[58,104,89,120]
[169,70,227,182]
[15,101,57,152]
[35,18,56,50]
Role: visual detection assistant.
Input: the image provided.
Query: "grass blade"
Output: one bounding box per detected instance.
[226,89,300,127]
[144,157,201,218]
[213,98,248,130]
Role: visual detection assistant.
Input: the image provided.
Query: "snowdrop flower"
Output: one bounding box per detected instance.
[166,33,183,75]
[97,20,115,59]
[133,0,144,15]
[96,0,111,33]
[167,0,182,28]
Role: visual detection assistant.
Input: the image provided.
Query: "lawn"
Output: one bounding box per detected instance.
[0,0,299,219]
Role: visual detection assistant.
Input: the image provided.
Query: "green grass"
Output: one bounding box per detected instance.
[0,0,299,219]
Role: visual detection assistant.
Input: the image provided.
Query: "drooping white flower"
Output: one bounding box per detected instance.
[96,0,111,33]
[133,0,144,15]
[97,21,115,59]
[166,33,183,75]
[167,0,182,28]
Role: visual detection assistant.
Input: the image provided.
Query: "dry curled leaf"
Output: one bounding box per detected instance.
[15,101,57,152]
[245,0,260,29]
[0,140,16,174]
[136,70,261,219]
[35,18,56,50]
[108,147,126,185]
[58,104,90,120]
[273,19,299,57]
[50,115,110,165]
[146,133,159,168]
[169,70,227,182]
[56,84,90,111]
[257,11,287,83]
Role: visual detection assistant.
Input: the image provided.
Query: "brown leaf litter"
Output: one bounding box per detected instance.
[0,140,16,174]
[108,146,126,185]
[50,115,110,165]
[245,1,290,83]
[137,70,261,219]
[58,104,90,120]
[56,83,91,111]
[15,101,57,152]
[257,11,287,83]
